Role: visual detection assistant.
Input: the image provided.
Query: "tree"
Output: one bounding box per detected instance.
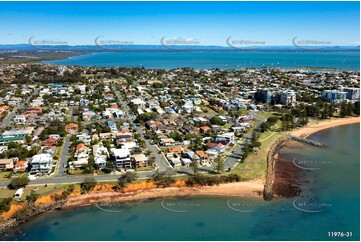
[190,136,203,151]
[25,135,32,144]
[340,102,349,117]
[0,197,12,213]
[210,116,225,125]
[8,176,30,190]
[81,163,95,174]
[214,157,224,173]
[190,160,199,174]
[80,177,97,193]
[353,101,360,116]
[114,172,138,190]
[26,190,39,203]
[259,122,270,133]
[152,169,176,187]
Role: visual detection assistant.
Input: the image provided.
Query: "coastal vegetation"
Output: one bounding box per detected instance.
[80,177,97,193]
[151,170,176,188]
[8,176,30,190]
[186,173,241,186]
[113,172,138,191]
[0,198,12,213]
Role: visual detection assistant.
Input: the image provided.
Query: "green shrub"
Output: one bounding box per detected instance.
[8,176,30,190]
[0,197,12,213]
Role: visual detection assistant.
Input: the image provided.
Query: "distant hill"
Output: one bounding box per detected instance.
[0,44,359,52]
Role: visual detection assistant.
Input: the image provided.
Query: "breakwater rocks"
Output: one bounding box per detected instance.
[0,218,19,238]
[284,134,327,148]
[272,155,301,198]
[263,138,287,201]
[263,137,302,200]
[0,201,65,239]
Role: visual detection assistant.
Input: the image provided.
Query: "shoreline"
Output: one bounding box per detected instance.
[1,117,359,236]
[63,179,265,209]
[287,116,360,138]
[0,179,264,236]
[269,116,360,198]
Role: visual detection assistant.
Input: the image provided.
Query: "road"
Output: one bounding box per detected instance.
[0,170,156,187]
[112,85,172,171]
[56,136,70,177]
[69,106,76,122]
[224,143,244,170]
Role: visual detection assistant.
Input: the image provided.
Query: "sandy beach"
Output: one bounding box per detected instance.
[269,116,360,198]
[288,117,360,138]
[63,179,265,209]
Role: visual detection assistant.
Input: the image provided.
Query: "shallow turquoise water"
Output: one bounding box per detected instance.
[46,51,360,70]
[6,124,360,241]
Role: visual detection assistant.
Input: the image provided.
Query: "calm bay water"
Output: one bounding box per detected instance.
[46,51,360,70]
[7,124,359,241]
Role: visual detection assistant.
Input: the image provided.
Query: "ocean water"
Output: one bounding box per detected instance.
[6,123,359,241]
[46,51,360,70]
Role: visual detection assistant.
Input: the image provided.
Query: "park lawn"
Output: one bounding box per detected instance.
[0,184,68,200]
[257,112,281,120]
[0,171,12,181]
[231,122,282,181]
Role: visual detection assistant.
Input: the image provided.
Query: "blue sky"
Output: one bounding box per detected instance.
[0,1,359,46]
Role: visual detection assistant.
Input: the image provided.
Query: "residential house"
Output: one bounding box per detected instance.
[159,138,176,147]
[0,159,14,170]
[0,146,8,153]
[73,143,89,168]
[77,132,91,145]
[145,120,167,132]
[13,160,28,172]
[132,154,148,168]
[183,150,200,161]
[106,120,118,133]
[93,144,109,168]
[195,150,210,165]
[215,132,235,143]
[111,148,132,169]
[30,154,52,174]
[199,126,211,134]
[14,115,26,124]
[65,123,78,134]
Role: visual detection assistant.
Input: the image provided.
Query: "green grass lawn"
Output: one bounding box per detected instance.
[231,121,282,181]
[0,171,12,181]
[0,184,69,200]
[256,112,281,120]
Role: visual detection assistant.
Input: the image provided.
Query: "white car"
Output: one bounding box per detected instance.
[28,175,37,180]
